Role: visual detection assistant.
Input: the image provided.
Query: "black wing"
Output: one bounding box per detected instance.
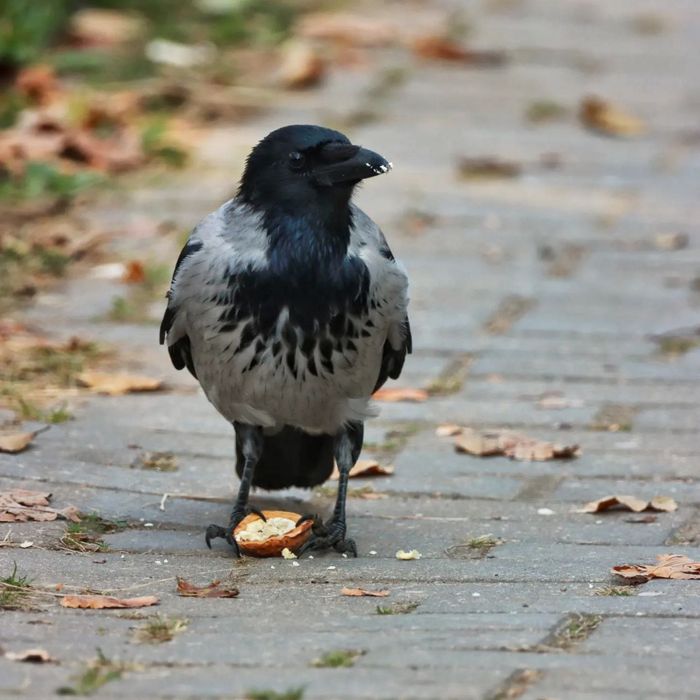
[373,233,412,392]
[159,239,202,378]
[374,316,412,392]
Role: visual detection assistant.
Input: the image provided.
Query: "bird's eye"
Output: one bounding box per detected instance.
[288,151,305,171]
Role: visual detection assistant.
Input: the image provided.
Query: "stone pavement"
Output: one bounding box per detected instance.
[2,1,700,698]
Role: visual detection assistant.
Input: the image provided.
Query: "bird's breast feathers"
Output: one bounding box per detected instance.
[164,199,408,432]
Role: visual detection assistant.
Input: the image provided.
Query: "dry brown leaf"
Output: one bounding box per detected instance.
[15,65,58,106]
[69,8,144,47]
[612,554,700,582]
[649,496,678,512]
[579,96,646,137]
[5,648,55,663]
[457,157,521,179]
[121,260,145,284]
[77,371,163,396]
[373,387,428,403]
[582,495,649,513]
[331,459,394,480]
[454,428,579,461]
[411,35,507,66]
[0,431,37,454]
[279,41,325,89]
[176,577,239,599]
[297,13,396,47]
[341,587,390,597]
[436,424,463,437]
[0,489,80,523]
[582,495,678,514]
[60,594,159,609]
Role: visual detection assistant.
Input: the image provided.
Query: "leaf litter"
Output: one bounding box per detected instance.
[176,577,239,598]
[60,594,159,609]
[451,427,579,461]
[0,489,80,523]
[330,459,394,480]
[581,495,677,514]
[612,554,700,582]
[373,387,428,403]
[341,587,390,598]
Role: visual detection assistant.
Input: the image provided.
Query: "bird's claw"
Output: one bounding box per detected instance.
[297,517,357,558]
[205,505,267,555]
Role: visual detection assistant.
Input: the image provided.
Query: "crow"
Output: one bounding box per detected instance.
[160,124,411,556]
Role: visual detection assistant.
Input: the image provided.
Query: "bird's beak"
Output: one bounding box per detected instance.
[312,143,392,186]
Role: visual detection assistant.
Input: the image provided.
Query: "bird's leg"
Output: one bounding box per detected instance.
[298,422,363,557]
[205,423,264,554]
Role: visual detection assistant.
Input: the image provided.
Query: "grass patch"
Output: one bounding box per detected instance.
[107,261,171,323]
[548,613,602,650]
[589,403,637,432]
[12,396,73,423]
[0,562,33,610]
[57,649,126,696]
[376,601,420,615]
[247,688,305,700]
[525,99,568,124]
[446,534,504,559]
[141,120,188,168]
[593,586,635,597]
[134,615,187,643]
[131,450,178,472]
[0,162,100,203]
[59,512,127,553]
[425,354,472,396]
[655,336,700,358]
[364,422,421,457]
[311,649,364,668]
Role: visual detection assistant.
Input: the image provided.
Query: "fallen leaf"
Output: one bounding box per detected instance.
[69,8,144,47]
[77,371,163,396]
[581,495,648,513]
[297,13,397,47]
[457,157,521,179]
[649,496,678,512]
[5,648,56,663]
[582,495,677,514]
[579,96,646,137]
[535,392,583,410]
[436,424,462,437]
[176,577,239,599]
[15,65,58,106]
[612,554,700,582]
[121,260,145,284]
[396,549,422,560]
[60,595,159,609]
[341,587,390,597]
[279,41,325,89]
[454,428,579,461]
[331,459,394,480]
[0,431,40,454]
[0,489,80,523]
[373,387,428,403]
[411,35,507,66]
[654,232,688,251]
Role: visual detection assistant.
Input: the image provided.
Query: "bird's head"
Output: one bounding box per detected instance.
[238,125,391,216]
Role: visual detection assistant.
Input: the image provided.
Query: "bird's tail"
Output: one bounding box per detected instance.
[236,426,335,490]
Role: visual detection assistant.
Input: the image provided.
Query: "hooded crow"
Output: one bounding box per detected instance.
[160,124,411,556]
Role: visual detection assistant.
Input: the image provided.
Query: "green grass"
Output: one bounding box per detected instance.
[60,512,127,553]
[135,615,187,643]
[57,649,125,696]
[0,563,33,610]
[525,99,568,123]
[311,649,364,668]
[0,162,101,203]
[593,586,635,597]
[247,689,305,700]
[376,601,420,615]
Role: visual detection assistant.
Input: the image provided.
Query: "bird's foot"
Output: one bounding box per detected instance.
[205,505,267,555]
[297,516,357,557]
